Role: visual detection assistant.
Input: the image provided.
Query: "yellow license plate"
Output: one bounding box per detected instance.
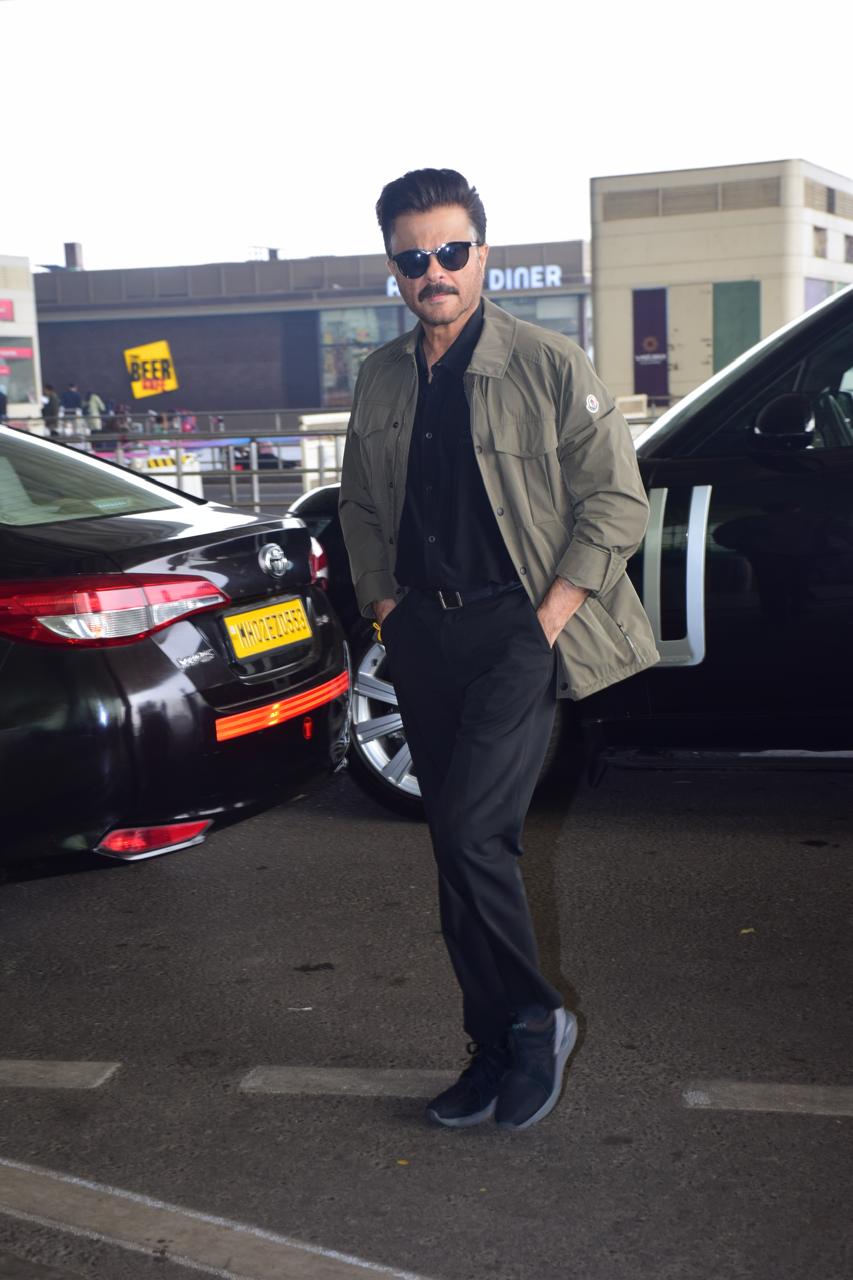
[225,598,312,660]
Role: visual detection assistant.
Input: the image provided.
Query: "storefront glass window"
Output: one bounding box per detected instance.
[0,337,37,405]
[804,278,833,310]
[492,293,582,344]
[320,307,406,407]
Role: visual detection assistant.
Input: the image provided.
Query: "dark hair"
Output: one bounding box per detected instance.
[376,168,486,254]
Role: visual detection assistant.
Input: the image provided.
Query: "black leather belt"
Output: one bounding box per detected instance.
[417,581,522,610]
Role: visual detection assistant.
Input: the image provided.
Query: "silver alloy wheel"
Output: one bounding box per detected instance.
[351,639,421,798]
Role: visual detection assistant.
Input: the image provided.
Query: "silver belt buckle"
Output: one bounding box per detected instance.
[437,589,463,610]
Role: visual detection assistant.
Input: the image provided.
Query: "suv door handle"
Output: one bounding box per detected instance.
[643,485,712,667]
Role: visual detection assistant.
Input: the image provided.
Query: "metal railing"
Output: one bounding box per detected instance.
[3,411,348,515]
[16,406,342,435]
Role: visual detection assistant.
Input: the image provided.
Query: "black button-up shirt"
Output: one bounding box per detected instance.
[395,304,518,591]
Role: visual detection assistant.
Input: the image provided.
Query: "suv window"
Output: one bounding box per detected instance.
[689,312,853,458]
[799,326,853,449]
[0,432,184,527]
[688,367,800,458]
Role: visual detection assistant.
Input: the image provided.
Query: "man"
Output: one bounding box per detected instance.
[84,389,105,431]
[60,382,82,428]
[339,169,658,1132]
[42,384,60,435]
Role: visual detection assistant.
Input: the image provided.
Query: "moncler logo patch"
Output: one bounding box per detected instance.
[586,394,600,414]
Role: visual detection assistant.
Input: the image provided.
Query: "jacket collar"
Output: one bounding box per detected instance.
[392,296,516,378]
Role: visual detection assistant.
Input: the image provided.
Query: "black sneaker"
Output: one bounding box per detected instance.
[495,1006,577,1131]
[426,1041,510,1128]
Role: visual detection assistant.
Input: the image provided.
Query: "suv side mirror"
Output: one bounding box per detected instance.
[751,393,815,452]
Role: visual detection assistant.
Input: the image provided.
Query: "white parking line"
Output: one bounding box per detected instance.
[0,1061,120,1090]
[240,1067,454,1098]
[0,1157,431,1280]
[682,1081,853,1117]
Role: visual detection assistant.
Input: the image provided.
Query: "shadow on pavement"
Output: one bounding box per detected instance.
[0,851,123,886]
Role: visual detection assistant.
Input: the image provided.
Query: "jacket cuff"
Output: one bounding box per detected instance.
[356,569,400,618]
[556,542,625,597]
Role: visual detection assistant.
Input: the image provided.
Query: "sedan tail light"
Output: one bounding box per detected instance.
[309,537,329,589]
[0,575,230,647]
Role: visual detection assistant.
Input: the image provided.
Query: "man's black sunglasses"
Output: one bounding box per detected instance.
[390,240,480,280]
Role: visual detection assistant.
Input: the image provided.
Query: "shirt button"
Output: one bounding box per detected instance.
[392,421,400,429]
[496,507,504,516]
[428,535,436,544]
[425,432,433,440]
[520,566,528,575]
[475,445,483,454]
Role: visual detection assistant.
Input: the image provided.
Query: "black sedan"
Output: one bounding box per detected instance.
[0,427,351,860]
[291,283,853,816]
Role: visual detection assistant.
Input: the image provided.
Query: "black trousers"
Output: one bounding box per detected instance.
[382,584,563,1044]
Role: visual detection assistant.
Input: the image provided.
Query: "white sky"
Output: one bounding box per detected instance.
[3,0,851,271]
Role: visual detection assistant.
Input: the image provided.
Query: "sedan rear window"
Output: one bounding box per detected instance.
[0,431,185,527]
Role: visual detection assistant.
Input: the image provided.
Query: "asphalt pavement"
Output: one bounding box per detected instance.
[0,762,851,1280]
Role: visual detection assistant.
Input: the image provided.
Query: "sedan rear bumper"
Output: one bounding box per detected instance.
[2,651,351,860]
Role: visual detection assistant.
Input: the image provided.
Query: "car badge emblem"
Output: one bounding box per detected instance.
[258,543,291,577]
[177,648,215,670]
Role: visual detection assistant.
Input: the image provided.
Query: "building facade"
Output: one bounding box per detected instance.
[35,242,590,414]
[591,159,853,406]
[0,255,42,424]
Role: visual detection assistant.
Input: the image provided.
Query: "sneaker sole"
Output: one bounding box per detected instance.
[425,1097,497,1128]
[495,1008,578,1132]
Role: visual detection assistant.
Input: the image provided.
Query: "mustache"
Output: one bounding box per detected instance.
[418,283,459,302]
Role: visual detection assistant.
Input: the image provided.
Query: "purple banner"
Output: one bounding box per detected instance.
[633,289,669,403]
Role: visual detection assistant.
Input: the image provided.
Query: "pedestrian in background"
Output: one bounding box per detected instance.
[60,383,82,434]
[42,384,60,434]
[85,389,105,431]
[340,168,658,1132]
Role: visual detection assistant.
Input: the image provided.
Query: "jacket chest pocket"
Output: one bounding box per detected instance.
[354,403,402,475]
[490,416,567,527]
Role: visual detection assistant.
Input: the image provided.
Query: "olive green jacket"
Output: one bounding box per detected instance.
[339,297,659,699]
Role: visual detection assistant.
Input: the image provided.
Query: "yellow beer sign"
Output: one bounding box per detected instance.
[124,340,179,399]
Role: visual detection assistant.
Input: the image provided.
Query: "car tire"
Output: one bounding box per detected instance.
[346,621,567,820]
